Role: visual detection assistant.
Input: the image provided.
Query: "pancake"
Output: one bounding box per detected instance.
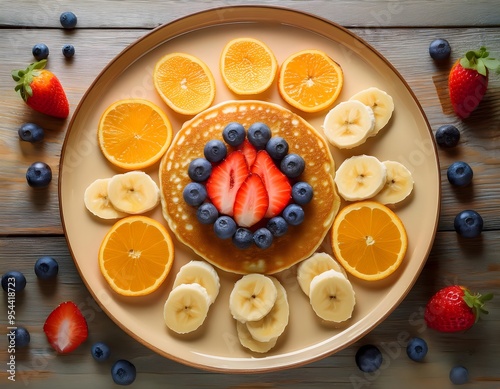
[159,100,340,274]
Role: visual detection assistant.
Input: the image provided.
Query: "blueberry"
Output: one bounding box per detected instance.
[196,203,219,224]
[447,161,473,187]
[267,216,288,237]
[252,228,273,249]
[91,342,111,362]
[26,161,52,188]
[265,137,289,160]
[429,39,451,60]
[406,337,428,362]
[111,359,136,385]
[232,228,254,249]
[355,344,383,373]
[204,140,227,163]
[214,216,237,239]
[247,122,272,149]
[282,204,305,226]
[280,153,305,178]
[60,11,78,29]
[14,327,31,348]
[62,44,75,58]
[449,365,468,385]
[18,123,45,143]
[188,158,212,182]
[1,271,27,293]
[32,43,49,60]
[292,182,313,205]
[222,122,246,147]
[34,256,59,280]
[454,210,483,238]
[435,124,460,148]
[182,182,207,207]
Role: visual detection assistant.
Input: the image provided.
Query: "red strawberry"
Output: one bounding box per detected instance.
[12,60,69,119]
[233,174,269,227]
[206,151,249,215]
[251,150,292,218]
[237,139,257,168]
[43,301,88,353]
[448,47,499,119]
[424,285,493,333]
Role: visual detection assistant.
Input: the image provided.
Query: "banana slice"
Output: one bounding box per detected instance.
[84,178,127,219]
[297,252,346,297]
[163,283,211,334]
[107,171,160,214]
[323,100,375,149]
[334,154,387,201]
[236,320,278,353]
[172,260,220,304]
[373,160,414,204]
[309,269,356,323]
[229,274,278,323]
[246,277,289,343]
[349,87,394,136]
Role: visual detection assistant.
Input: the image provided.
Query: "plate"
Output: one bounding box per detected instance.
[59,6,440,372]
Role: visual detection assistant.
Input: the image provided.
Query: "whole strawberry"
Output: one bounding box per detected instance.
[12,60,69,119]
[425,285,493,332]
[448,46,499,119]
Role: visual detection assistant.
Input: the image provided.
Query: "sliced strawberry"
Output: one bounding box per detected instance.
[237,139,258,168]
[233,174,269,227]
[251,150,292,217]
[206,151,249,215]
[43,301,88,354]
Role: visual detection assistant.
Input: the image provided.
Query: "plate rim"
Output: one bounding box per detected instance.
[58,4,441,373]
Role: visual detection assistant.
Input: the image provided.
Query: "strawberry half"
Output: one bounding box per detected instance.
[237,139,258,168]
[43,301,88,353]
[424,285,493,333]
[12,60,69,119]
[448,47,499,119]
[206,151,249,215]
[251,150,292,218]
[233,174,269,227]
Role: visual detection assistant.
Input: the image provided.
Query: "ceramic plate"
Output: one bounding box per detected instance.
[59,6,440,372]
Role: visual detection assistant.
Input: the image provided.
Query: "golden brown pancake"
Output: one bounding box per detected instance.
[159,100,340,274]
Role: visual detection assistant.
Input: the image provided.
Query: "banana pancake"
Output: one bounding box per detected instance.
[159,100,340,274]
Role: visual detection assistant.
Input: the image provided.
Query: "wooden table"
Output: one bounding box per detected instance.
[1,1,499,388]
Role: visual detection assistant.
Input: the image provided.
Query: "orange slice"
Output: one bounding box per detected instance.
[99,216,174,296]
[98,98,173,170]
[278,49,343,113]
[220,37,278,95]
[331,201,408,281]
[153,52,215,115]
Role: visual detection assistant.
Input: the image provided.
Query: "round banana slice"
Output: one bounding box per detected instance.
[84,178,127,219]
[349,87,394,136]
[229,274,278,323]
[309,269,356,323]
[236,320,278,353]
[373,160,414,204]
[323,100,375,149]
[297,252,346,296]
[107,171,160,214]
[334,154,387,201]
[172,260,220,304]
[246,277,289,343]
[163,283,211,334]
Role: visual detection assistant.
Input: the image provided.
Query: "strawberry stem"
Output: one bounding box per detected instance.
[11,59,47,101]
[462,289,494,323]
[460,46,500,77]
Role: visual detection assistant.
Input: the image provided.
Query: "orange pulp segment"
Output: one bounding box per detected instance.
[99,216,174,296]
[98,98,173,170]
[278,49,343,113]
[153,52,215,115]
[331,201,408,281]
[220,37,278,95]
